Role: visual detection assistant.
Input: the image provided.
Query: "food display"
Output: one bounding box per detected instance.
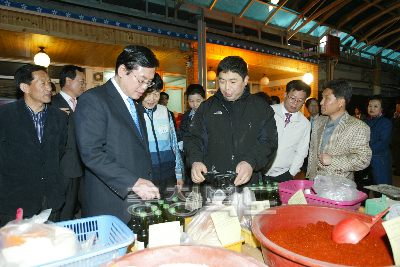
[267,221,393,266]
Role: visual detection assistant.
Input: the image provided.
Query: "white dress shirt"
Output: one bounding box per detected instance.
[264,103,311,177]
[59,90,77,110]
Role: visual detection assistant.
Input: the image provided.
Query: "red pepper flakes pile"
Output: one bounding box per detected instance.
[266,221,394,266]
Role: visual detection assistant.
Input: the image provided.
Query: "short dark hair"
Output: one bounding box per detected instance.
[160,92,169,99]
[368,94,389,114]
[50,82,56,92]
[322,79,352,106]
[186,84,205,99]
[217,56,248,80]
[255,92,272,105]
[115,45,159,75]
[14,64,47,91]
[305,97,318,109]
[286,80,311,99]
[140,73,163,102]
[59,65,84,88]
[271,95,280,104]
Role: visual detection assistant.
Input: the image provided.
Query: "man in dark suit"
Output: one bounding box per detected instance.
[74,45,160,223]
[0,64,68,227]
[51,65,85,220]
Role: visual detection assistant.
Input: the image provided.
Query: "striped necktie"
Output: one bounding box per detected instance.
[127,98,143,138]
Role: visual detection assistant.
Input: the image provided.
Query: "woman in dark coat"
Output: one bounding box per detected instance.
[362,95,393,187]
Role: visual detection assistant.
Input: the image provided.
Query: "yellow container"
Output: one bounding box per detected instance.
[222,236,245,253]
[241,227,260,248]
[184,216,193,228]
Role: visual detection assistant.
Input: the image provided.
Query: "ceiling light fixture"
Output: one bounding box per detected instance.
[34,47,50,67]
[260,74,270,86]
[270,0,279,12]
[303,72,313,84]
[207,67,216,81]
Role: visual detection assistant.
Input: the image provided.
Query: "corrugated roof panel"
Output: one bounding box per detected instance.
[296,20,317,33]
[188,0,213,6]
[308,25,330,37]
[213,0,249,14]
[388,52,400,60]
[243,1,271,21]
[268,10,298,28]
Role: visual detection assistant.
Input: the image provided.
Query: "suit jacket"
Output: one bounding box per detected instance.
[306,111,372,181]
[74,80,153,223]
[264,103,310,177]
[51,93,84,181]
[0,98,68,216]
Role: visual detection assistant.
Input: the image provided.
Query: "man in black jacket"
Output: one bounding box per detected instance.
[51,65,86,220]
[184,56,278,194]
[0,64,68,226]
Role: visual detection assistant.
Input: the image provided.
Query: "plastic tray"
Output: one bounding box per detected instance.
[41,215,135,267]
[241,228,260,248]
[279,180,368,211]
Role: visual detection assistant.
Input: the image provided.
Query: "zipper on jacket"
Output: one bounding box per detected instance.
[219,100,235,171]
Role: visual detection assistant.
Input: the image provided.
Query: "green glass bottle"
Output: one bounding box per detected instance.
[258,185,265,200]
[157,199,164,211]
[172,197,179,204]
[250,184,257,200]
[148,205,158,226]
[145,202,152,213]
[273,182,282,206]
[137,212,148,250]
[162,204,170,223]
[266,184,272,202]
[154,210,163,224]
[267,187,274,207]
[168,207,176,222]
[127,205,137,233]
[175,210,185,232]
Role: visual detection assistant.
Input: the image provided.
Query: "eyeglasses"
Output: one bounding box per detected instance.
[287,95,305,104]
[132,73,155,88]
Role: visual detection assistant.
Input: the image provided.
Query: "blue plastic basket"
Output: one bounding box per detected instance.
[39,215,134,267]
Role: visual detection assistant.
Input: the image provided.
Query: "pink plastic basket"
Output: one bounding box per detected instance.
[278,180,368,211]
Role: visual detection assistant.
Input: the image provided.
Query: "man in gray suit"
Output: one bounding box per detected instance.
[51,65,85,220]
[74,45,160,223]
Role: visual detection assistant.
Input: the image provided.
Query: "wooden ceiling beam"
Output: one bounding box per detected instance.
[351,28,400,56]
[374,36,400,55]
[264,0,289,26]
[209,0,217,10]
[287,0,349,41]
[239,0,253,18]
[305,0,351,37]
[337,0,382,28]
[351,2,400,34]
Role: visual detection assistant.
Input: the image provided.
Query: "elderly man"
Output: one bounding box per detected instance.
[263,80,311,183]
[307,80,372,181]
[184,56,278,199]
[74,45,161,223]
[0,64,68,226]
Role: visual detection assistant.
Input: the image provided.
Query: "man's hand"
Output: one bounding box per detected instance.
[318,153,332,166]
[191,162,207,183]
[132,178,160,200]
[177,179,184,192]
[234,161,253,186]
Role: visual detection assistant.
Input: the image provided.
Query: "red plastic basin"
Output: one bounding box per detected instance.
[252,205,393,267]
[101,244,267,267]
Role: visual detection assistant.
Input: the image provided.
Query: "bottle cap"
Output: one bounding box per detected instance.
[251,187,256,191]
[151,205,158,212]
[259,186,264,189]
[259,182,263,185]
[155,210,162,216]
[273,181,279,186]
[163,204,170,209]
[145,202,151,207]
[172,197,178,202]
[158,200,164,205]
[140,211,147,217]
[266,184,271,188]
[169,208,176,214]
[267,187,272,191]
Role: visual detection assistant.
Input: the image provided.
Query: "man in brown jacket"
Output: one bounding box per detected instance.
[306,80,372,181]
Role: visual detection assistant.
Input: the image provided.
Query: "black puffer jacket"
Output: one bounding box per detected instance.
[184,86,278,184]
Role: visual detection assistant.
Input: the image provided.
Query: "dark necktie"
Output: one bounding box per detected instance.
[285,113,292,127]
[127,98,143,138]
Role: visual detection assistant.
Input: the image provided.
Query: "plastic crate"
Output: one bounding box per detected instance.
[222,236,245,253]
[40,215,135,267]
[241,228,260,248]
[279,180,368,211]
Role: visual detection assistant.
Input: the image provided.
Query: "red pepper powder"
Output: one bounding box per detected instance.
[266,221,394,266]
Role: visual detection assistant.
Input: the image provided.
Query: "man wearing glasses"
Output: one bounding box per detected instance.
[74,45,160,223]
[51,65,86,220]
[263,80,311,183]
